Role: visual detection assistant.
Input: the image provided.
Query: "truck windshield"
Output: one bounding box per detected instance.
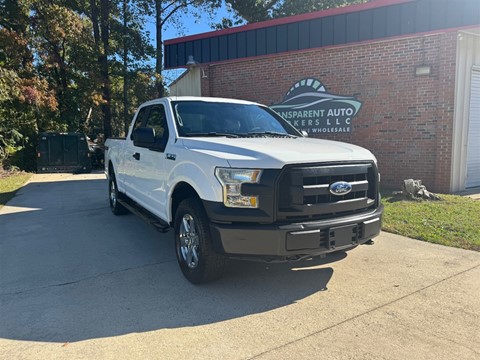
[171,101,301,138]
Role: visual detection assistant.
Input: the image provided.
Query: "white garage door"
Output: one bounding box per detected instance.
[466,68,480,189]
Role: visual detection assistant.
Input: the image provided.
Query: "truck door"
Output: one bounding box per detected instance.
[132,103,170,218]
[122,106,148,200]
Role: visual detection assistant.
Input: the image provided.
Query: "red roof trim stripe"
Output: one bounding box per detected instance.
[164,0,415,45]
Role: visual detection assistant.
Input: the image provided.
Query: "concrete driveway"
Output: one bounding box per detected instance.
[1,173,479,360]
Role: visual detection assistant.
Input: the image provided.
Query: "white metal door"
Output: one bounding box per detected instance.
[466,68,480,189]
[134,104,168,219]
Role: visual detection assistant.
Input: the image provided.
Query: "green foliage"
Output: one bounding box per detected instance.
[273,0,370,18]
[0,0,159,168]
[0,66,57,170]
[222,0,370,25]
[382,192,480,251]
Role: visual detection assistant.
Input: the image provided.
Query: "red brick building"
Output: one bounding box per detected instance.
[165,0,480,193]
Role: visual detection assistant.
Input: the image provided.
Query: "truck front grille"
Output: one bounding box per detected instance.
[277,162,378,222]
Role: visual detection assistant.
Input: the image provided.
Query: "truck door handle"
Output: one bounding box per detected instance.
[133,152,140,160]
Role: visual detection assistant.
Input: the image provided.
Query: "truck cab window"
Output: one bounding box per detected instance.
[130,107,147,140]
[145,105,168,142]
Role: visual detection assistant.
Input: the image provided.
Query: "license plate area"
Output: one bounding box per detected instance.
[328,224,357,249]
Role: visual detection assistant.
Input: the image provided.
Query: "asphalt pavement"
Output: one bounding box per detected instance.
[0,173,479,360]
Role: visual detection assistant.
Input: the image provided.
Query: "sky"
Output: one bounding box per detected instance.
[146,3,236,87]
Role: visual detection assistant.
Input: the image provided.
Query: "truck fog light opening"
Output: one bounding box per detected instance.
[215,168,262,208]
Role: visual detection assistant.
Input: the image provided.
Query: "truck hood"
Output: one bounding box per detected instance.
[180,137,376,168]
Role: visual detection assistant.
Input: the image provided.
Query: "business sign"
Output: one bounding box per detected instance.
[271,78,362,134]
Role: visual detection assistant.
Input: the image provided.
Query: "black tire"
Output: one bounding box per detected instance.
[174,198,225,284]
[109,172,128,215]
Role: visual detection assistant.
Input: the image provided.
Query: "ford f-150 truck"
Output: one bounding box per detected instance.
[105,96,383,284]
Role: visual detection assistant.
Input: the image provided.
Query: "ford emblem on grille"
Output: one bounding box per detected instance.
[329,181,352,196]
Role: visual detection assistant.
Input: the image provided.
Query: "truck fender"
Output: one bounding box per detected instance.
[166,162,223,222]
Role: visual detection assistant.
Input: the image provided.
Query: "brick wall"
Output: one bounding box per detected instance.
[201,31,458,193]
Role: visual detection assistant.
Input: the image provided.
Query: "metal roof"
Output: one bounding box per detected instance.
[164,0,480,69]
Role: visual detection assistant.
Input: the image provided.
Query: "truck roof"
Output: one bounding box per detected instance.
[139,96,263,108]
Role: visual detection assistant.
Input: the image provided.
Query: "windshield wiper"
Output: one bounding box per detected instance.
[185,132,240,138]
[246,131,297,138]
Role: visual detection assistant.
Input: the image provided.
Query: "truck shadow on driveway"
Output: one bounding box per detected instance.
[0,177,344,343]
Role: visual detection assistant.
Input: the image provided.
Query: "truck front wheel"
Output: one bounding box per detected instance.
[174,198,225,284]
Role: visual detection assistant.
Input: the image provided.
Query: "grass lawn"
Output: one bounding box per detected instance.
[382,191,480,251]
[0,172,33,209]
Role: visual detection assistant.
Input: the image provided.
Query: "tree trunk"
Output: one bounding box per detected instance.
[99,0,112,138]
[90,0,100,44]
[52,44,69,127]
[155,0,164,98]
[123,0,129,135]
[91,0,112,139]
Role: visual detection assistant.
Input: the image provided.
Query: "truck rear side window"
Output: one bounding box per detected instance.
[131,107,147,139]
[145,105,168,142]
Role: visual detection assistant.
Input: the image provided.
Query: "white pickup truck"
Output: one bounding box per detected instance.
[105,96,383,283]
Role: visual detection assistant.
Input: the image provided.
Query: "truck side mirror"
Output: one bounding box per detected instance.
[133,127,155,147]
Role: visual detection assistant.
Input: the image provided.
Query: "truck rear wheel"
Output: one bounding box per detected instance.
[174,198,225,284]
[109,173,128,215]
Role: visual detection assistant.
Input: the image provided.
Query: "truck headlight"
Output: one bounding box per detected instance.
[215,168,262,208]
